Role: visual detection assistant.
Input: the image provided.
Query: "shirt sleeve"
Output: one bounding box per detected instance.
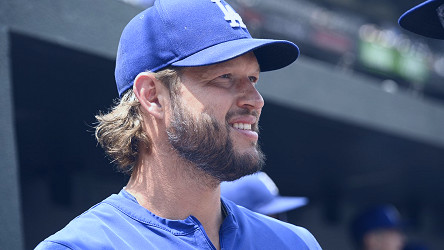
[34,240,73,250]
[293,226,323,250]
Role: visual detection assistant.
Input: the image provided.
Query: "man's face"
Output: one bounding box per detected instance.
[166,52,265,182]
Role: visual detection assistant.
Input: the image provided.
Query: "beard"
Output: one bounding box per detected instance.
[166,98,265,182]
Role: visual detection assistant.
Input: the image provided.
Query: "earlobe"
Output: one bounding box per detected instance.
[133,72,164,120]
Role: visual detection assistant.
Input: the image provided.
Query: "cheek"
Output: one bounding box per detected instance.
[181,86,235,121]
[202,98,233,121]
[178,94,205,115]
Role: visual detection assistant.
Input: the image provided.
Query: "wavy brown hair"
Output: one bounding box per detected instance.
[95,68,181,173]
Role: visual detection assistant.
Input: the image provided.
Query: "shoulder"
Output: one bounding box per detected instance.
[246,208,321,248]
[223,199,322,249]
[35,192,155,249]
[35,191,201,249]
[35,240,73,250]
[36,201,124,249]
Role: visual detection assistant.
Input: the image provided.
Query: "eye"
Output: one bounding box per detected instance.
[220,74,232,79]
[208,73,234,88]
[248,76,258,83]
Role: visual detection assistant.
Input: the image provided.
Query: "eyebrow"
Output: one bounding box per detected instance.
[184,62,260,80]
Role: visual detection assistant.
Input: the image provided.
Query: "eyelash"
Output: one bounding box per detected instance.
[219,74,258,83]
[220,74,231,79]
[249,76,258,83]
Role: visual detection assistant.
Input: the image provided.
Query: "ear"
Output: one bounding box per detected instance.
[133,72,166,120]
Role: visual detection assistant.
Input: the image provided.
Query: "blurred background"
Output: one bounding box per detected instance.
[1,0,443,249]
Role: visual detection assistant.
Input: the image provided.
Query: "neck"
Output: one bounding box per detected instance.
[125,146,223,249]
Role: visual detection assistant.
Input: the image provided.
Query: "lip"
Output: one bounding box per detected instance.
[228,116,259,141]
[231,127,259,141]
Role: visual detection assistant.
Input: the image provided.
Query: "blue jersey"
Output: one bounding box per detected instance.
[36,189,322,249]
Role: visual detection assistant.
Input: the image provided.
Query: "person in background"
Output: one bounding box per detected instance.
[350,204,405,250]
[221,171,308,221]
[399,0,444,39]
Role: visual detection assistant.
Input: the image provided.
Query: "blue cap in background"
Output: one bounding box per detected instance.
[399,0,444,39]
[350,204,404,245]
[115,0,300,96]
[221,172,308,215]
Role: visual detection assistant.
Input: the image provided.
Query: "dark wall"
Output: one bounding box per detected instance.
[0,25,24,250]
[11,33,127,249]
[259,100,444,248]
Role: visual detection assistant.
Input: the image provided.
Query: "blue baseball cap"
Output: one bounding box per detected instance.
[221,172,308,215]
[350,205,404,245]
[115,0,300,96]
[399,0,444,39]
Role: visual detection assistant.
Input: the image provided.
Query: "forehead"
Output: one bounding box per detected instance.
[181,52,260,80]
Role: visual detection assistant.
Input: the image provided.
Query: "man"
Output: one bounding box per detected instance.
[221,171,308,221]
[36,0,321,249]
[399,0,444,39]
[350,205,405,250]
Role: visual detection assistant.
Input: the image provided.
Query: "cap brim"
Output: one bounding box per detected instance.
[255,196,308,215]
[399,0,444,39]
[171,38,299,72]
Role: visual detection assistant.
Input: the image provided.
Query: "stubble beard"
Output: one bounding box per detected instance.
[166,98,265,183]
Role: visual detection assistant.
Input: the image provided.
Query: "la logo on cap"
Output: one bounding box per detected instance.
[211,0,247,28]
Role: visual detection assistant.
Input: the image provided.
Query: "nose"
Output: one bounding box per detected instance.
[237,79,264,111]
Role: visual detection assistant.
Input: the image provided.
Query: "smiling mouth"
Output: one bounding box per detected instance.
[232,123,252,130]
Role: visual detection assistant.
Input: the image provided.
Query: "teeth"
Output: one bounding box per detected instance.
[233,123,252,130]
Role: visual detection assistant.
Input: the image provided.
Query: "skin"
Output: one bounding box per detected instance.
[166,54,265,182]
[363,229,405,250]
[125,52,264,250]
